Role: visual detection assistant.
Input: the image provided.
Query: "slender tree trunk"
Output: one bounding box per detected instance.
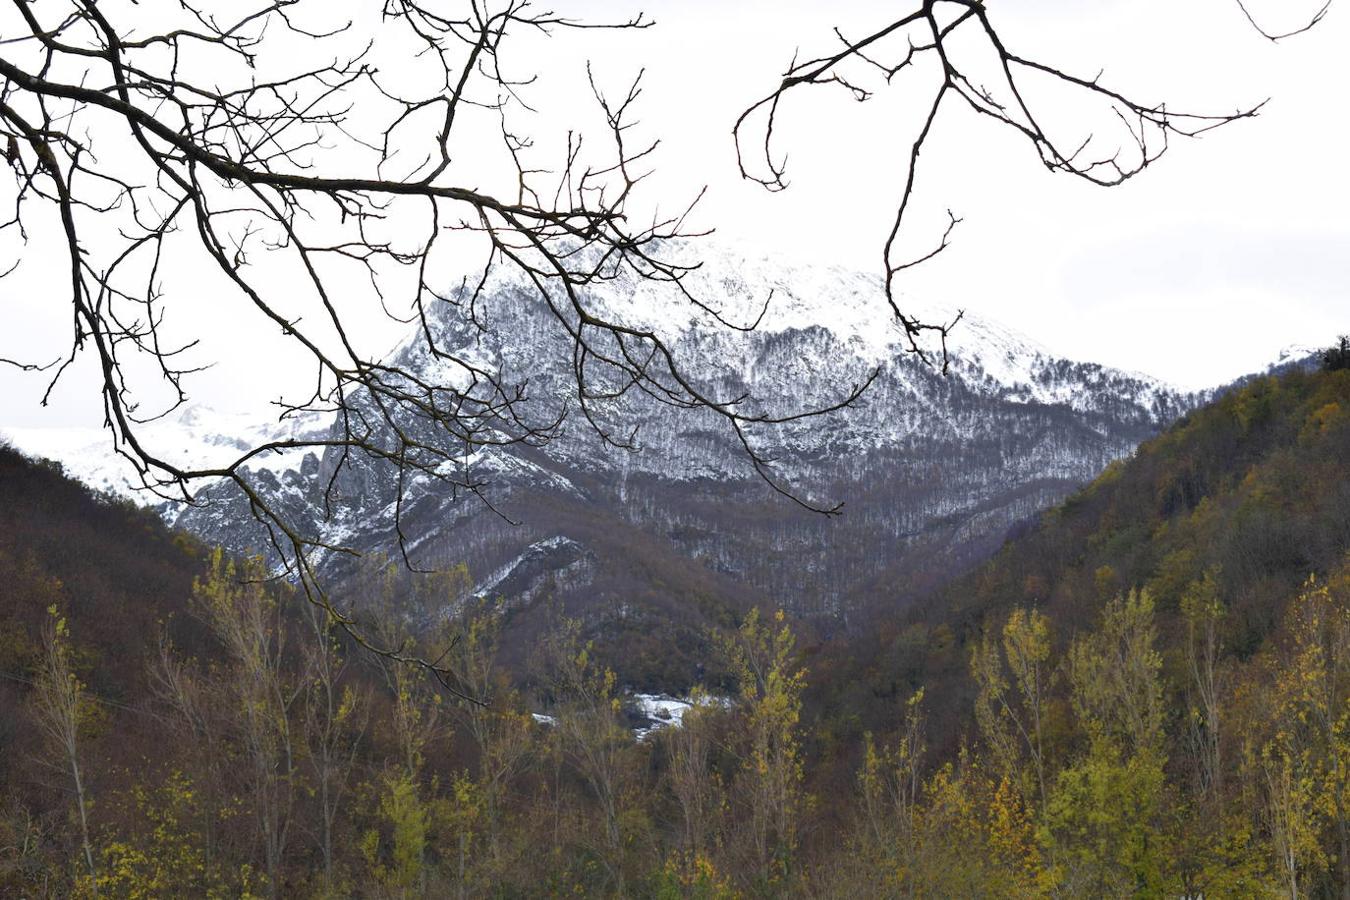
[321,773,334,884]
[1336,811,1350,900]
[68,744,97,895]
[459,832,468,900]
[35,614,98,895]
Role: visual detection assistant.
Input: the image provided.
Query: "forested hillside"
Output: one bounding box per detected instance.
[803,359,1350,896]
[2,359,1349,898]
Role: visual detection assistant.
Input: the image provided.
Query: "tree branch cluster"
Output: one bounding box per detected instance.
[732,0,1311,365]
[0,0,871,681]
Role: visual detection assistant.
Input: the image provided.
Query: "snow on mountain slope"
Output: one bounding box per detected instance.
[441,242,1150,403]
[6,245,1181,501]
[1,405,330,500]
[2,244,1206,649]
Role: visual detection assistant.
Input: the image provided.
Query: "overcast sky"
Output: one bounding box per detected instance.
[593,0,1349,387]
[1,0,1346,430]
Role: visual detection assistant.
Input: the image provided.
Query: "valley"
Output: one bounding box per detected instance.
[4,247,1213,689]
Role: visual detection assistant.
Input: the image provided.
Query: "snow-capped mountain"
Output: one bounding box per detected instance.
[1,405,331,500]
[2,244,1202,678]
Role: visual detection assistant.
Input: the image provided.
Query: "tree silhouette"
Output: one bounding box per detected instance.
[0,0,1333,679]
[1324,336,1350,373]
[734,0,1331,349]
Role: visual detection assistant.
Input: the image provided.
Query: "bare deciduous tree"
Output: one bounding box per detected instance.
[0,0,881,682]
[0,0,1333,685]
[299,600,367,889]
[545,618,635,894]
[664,687,722,860]
[32,606,97,894]
[192,551,303,898]
[445,597,532,873]
[733,0,1331,363]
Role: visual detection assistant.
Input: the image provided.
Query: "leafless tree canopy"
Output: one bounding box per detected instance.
[0,1,881,674]
[1235,0,1333,41]
[734,0,1330,356]
[0,0,1333,680]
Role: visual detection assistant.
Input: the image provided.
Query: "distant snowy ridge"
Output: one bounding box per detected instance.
[1,404,330,502]
[2,243,1215,629]
[5,245,1185,506]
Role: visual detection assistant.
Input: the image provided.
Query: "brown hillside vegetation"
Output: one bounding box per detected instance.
[0,362,1349,896]
[805,363,1350,896]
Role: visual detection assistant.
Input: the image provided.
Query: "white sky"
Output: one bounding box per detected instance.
[1,0,1346,430]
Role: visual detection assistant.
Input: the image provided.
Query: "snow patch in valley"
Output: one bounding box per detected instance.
[530,693,732,741]
[631,693,733,741]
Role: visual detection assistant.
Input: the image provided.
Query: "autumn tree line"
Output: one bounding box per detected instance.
[2,359,1349,898]
[831,566,1350,898]
[3,549,808,898]
[6,536,1350,898]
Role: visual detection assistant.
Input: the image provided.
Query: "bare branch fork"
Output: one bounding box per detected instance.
[0,0,877,693]
[0,0,1331,693]
[733,0,1323,369]
[1235,0,1332,41]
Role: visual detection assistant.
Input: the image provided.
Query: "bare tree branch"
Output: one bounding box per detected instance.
[0,0,873,689]
[733,0,1321,369]
[1234,0,1333,41]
